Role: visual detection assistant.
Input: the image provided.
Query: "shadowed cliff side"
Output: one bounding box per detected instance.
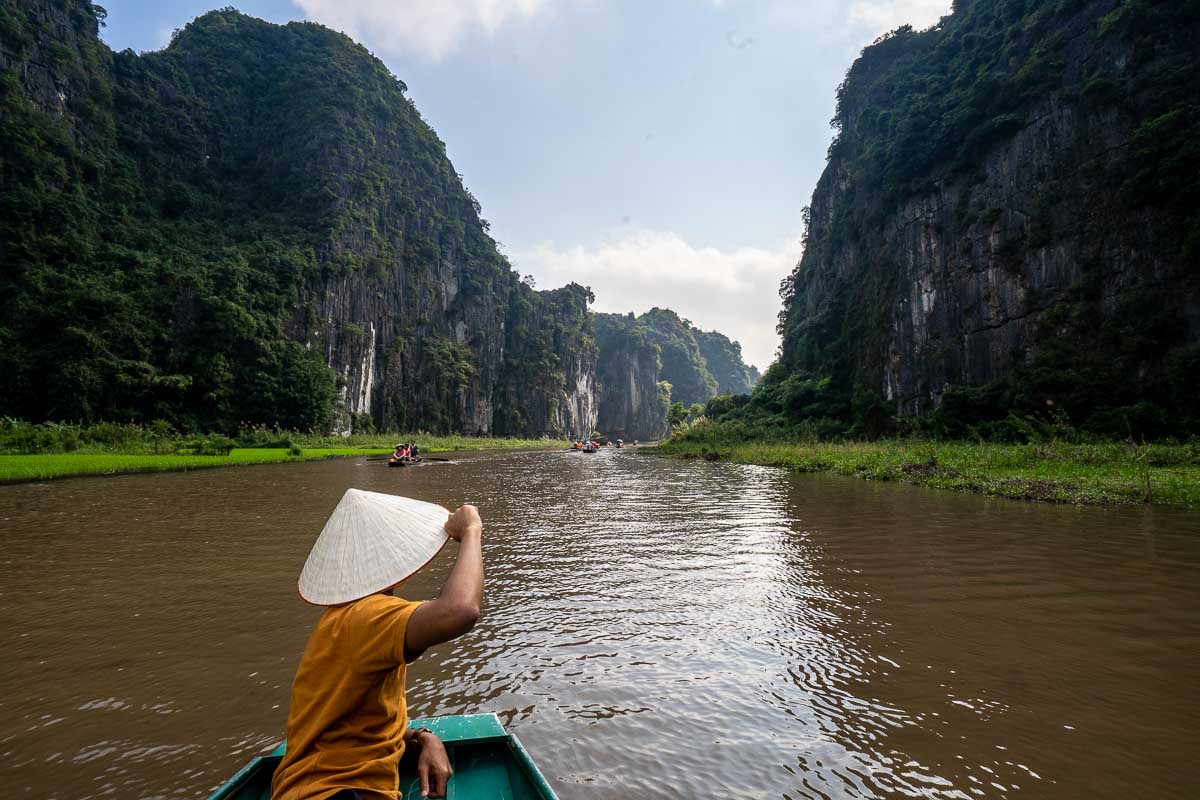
[594,309,757,439]
[0,2,597,437]
[776,0,1200,438]
[594,313,668,441]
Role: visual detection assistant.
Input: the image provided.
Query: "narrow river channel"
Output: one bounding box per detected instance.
[1,450,1197,799]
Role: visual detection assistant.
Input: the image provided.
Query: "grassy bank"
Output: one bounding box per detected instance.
[0,434,567,484]
[654,436,1200,506]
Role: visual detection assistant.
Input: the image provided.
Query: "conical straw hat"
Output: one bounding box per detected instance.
[299,489,450,605]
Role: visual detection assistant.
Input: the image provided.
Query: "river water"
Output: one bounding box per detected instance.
[1,449,1197,799]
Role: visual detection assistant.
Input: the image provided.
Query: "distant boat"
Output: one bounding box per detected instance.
[207,713,558,799]
[387,457,423,467]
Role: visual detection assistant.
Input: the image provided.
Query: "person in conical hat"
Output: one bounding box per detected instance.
[272,490,485,800]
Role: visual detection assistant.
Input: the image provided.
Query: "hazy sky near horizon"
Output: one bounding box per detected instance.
[99,0,952,370]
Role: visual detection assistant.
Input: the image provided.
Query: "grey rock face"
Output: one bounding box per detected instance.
[783,6,1199,419]
[594,313,668,441]
[596,346,666,441]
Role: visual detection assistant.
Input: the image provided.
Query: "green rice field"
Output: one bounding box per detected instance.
[0,435,568,484]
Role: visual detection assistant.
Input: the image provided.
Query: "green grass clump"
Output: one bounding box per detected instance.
[654,436,1200,507]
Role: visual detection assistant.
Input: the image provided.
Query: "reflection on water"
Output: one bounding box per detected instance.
[0,451,1197,798]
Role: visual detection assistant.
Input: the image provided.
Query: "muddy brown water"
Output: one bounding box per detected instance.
[0,450,1197,799]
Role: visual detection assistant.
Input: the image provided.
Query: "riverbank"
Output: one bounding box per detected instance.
[0,435,567,484]
[653,438,1200,506]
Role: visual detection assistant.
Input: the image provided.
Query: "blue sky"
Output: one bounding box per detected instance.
[99,0,951,369]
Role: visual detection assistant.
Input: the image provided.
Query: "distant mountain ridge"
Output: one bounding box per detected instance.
[0,2,752,438]
[594,308,757,440]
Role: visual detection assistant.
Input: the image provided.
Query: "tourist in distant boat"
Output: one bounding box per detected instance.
[409,443,420,459]
[272,500,485,800]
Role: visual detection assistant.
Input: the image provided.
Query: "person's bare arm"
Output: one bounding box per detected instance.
[403,729,452,798]
[403,505,484,662]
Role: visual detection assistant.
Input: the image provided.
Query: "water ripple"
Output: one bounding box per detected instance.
[1,449,1197,798]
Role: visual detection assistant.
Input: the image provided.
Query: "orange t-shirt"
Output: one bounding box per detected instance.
[271,594,424,800]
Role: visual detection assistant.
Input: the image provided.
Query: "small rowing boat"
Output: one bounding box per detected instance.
[387,457,423,467]
[207,713,558,799]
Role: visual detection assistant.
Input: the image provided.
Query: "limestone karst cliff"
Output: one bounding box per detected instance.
[0,2,597,437]
[594,313,668,441]
[1,1,765,440]
[593,309,757,439]
[777,0,1199,436]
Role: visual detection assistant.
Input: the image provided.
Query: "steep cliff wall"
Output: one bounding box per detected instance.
[778,0,1200,435]
[491,283,597,438]
[594,313,667,441]
[594,309,756,438]
[0,2,597,436]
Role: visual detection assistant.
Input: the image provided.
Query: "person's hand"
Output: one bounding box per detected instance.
[416,731,452,798]
[444,505,482,542]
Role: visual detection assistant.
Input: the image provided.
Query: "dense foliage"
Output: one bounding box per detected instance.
[0,2,592,436]
[593,308,755,412]
[635,308,719,407]
[766,0,1200,440]
[492,283,596,435]
[1,4,343,430]
[694,329,756,396]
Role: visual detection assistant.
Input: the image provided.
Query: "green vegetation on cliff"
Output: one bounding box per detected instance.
[0,2,594,437]
[593,309,755,439]
[768,0,1200,440]
[2,5,365,429]
[694,329,756,396]
[653,1,1200,506]
[593,312,668,439]
[637,308,718,407]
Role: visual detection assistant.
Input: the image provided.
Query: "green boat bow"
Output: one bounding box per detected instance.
[208,713,558,800]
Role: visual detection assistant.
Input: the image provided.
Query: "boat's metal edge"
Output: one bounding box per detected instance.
[508,733,560,800]
[205,754,270,800]
[409,713,508,745]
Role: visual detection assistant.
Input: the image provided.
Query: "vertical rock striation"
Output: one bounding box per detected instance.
[778,0,1200,433]
[0,2,598,435]
[594,313,668,441]
[593,309,757,439]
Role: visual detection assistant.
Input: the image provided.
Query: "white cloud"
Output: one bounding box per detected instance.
[291,0,555,60]
[512,230,802,372]
[847,0,951,35]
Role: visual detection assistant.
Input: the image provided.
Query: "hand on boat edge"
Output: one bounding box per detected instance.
[416,730,452,798]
